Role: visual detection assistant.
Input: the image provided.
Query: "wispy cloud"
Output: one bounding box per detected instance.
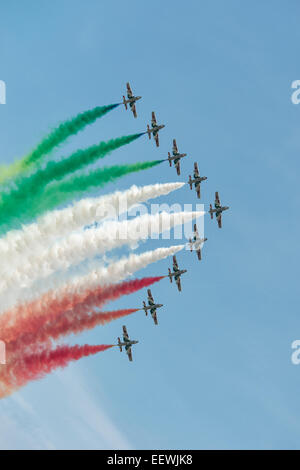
[0,393,56,450]
[0,367,131,449]
[56,368,131,449]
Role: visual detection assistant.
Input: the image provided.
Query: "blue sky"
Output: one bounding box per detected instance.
[0,0,300,450]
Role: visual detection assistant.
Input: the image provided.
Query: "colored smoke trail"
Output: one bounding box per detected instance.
[1,344,114,394]
[0,182,185,265]
[30,160,164,223]
[0,104,119,185]
[0,211,201,293]
[43,308,138,338]
[9,309,138,355]
[1,245,184,313]
[1,277,164,345]
[0,160,162,235]
[0,134,143,233]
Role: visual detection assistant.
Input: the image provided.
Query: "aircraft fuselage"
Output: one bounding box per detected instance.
[152,126,164,136]
[147,302,163,310]
[125,95,141,105]
[192,237,207,246]
[171,269,187,277]
[122,340,138,350]
[193,176,207,185]
[211,205,229,217]
[172,153,187,162]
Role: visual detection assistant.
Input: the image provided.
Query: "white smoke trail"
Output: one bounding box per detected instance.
[0,182,184,267]
[0,211,202,294]
[44,244,185,297]
[1,245,184,313]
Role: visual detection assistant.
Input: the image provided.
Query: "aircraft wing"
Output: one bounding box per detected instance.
[152,309,158,325]
[194,162,199,177]
[196,184,201,199]
[194,223,199,238]
[176,276,182,292]
[217,214,222,229]
[131,103,137,118]
[172,139,178,153]
[126,82,133,98]
[154,133,159,147]
[175,160,180,175]
[151,111,157,126]
[126,346,133,362]
[197,248,202,261]
[173,255,179,269]
[215,191,220,205]
[147,289,154,302]
[122,325,129,341]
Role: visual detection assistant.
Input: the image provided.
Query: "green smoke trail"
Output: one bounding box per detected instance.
[0,104,119,185]
[0,133,142,229]
[38,160,163,211]
[0,160,163,235]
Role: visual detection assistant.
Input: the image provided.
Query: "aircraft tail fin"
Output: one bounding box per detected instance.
[189,175,192,190]
[143,301,148,315]
[123,96,127,110]
[168,152,172,166]
[209,204,213,219]
[168,268,172,283]
[118,337,122,352]
[147,124,151,139]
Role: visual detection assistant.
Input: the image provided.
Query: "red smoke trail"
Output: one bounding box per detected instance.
[0,276,164,345]
[50,308,138,337]
[9,309,138,355]
[1,344,113,394]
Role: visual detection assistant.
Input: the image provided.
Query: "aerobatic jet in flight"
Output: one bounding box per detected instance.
[142,289,163,325]
[147,112,165,147]
[167,139,187,175]
[122,82,141,118]
[189,223,207,261]
[117,325,139,362]
[168,256,187,292]
[208,192,229,228]
[188,162,207,199]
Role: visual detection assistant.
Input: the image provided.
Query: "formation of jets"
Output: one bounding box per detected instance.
[115,83,230,361]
